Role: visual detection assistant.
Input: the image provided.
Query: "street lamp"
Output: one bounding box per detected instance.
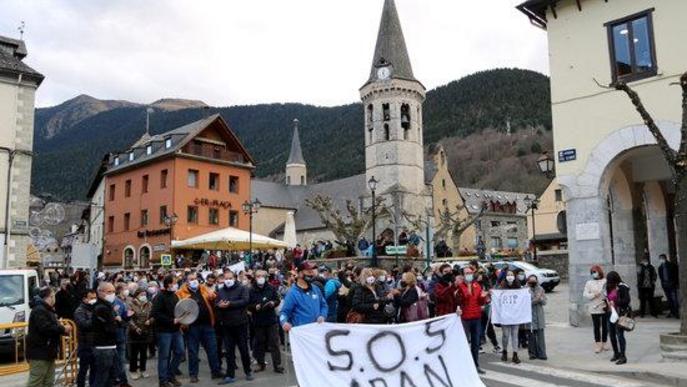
[537,152,555,179]
[524,196,540,261]
[368,176,378,268]
[242,199,261,262]
[163,213,178,265]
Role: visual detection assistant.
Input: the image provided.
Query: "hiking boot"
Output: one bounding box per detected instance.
[512,352,521,364]
[501,350,508,362]
[616,355,627,365]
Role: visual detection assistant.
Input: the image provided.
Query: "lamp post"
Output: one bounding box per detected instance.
[242,199,261,262]
[524,196,540,262]
[368,176,378,268]
[537,152,555,179]
[163,213,178,265]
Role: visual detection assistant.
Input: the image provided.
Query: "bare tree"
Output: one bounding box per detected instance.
[432,202,487,252]
[611,72,687,334]
[305,194,386,252]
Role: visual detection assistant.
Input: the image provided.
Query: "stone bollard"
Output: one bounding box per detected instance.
[660,332,687,361]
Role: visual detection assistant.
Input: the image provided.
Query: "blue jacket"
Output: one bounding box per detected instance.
[324,278,341,322]
[279,283,328,327]
[113,297,129,344]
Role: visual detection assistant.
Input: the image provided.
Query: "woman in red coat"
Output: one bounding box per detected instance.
[456,267,488,375]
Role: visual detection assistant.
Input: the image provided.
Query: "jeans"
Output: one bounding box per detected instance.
[462,318,481,368]
[129,342,148,372]
[528,329,547,359]
[27,360,55,387]
[115,341,128,383]
[157,331,185,383]
[592,313,609,343]
[501,325,519,352]
[76,347,96,387]
[92,348,118,387]
[664,287,680,317]
[253,324,282,369]
[223,323,252,378]
[609,321,626,356]
[186,324,221,377]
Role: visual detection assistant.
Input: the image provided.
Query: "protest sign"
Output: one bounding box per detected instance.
[290,314,485,387]
[490,288,532,325]
[228,261,246,274]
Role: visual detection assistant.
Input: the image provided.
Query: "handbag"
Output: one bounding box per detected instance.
[617,315,636,331]
[402,286,429,322]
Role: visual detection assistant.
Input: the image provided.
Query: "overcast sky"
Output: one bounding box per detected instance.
[1,0,548,108]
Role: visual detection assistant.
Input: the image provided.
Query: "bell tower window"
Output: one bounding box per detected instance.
[369,127,374,143]
[367,104,374,123]
[382,103,390,121]
[384,124,390,141]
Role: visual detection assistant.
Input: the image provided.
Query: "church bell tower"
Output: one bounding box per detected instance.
[361,0,426,195]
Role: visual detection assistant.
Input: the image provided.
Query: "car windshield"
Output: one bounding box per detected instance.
[514,262,540,271]
[0,275,25,307]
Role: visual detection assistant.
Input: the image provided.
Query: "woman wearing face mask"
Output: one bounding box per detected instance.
[583,265,609,353]
[527,275,547,360]
[126,288,153,380]
[498,270,522,364]
[350,268,387,324]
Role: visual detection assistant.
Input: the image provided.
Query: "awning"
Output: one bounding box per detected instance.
[171,227,289,251]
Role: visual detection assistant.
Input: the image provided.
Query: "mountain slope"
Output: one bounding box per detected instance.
[31,68,552,200]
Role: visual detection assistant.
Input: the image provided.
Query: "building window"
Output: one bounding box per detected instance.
[187,169,199,188]
[146,145,152,155]
[209,208,219,225]
[300,175,305,185]
[124,213,131,231]
[382,103,390,121]
[384,124,390,141]
[606,10,656,82]
[187,206,198,224]
[229,210,239,227]
[507,237,518,249]
[165,138,172,149]
[490,236,502,249]
[229,176,239,193]
[209,172,219,191]
[401,103,410,139]
[142,175,149,193]
[125,180,131,197]
[114,156,120,166]
[161,169,168,189]
[108,216,114,233]
[442,179,446,189]
[129,152,135,161]
[369,127,374,143]
[442,198,448,207]
[367,104,374,123]
[159,205,167,224]
[141,209,148,226]
[286,176,291,185]
[491,221,500,227]
[109,184,115,201]
[555,189,563,202]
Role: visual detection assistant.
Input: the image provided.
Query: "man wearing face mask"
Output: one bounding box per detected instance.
[92,282,121,387]
[216,270,253,384]
[152,275,184,387]
[176,272,223,382]
[279,261,328,331]
[74,289,98,387]
[433,264,460,317]
[26,286,71,387]
[249,270,284,374]
[113,283,133,387]
[637,257,658,318]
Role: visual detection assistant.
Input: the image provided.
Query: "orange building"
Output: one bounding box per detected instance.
[103,114,254,268]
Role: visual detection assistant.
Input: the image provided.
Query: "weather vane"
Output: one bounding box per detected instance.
[17,21,25,40]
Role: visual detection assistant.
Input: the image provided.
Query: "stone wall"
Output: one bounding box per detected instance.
[536,250,569,280]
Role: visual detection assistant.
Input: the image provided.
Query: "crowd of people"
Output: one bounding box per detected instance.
[25,252,560,386]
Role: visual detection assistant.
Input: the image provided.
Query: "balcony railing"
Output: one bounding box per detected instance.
[182,143,245,163]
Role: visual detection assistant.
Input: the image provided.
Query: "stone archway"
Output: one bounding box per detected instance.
[123,245,136,269]
[139,244,152,268]
[558,121,679,326]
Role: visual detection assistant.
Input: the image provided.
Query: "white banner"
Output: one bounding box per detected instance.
[290,314,485,387]
[228,261,246,274]
[491,288,532,325]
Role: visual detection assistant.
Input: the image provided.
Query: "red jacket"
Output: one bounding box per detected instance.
[433,281,459,316]
[457,282,486,320]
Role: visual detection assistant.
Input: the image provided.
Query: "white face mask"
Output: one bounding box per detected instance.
[87,299,97,305]
[366,276,376,285]
[122,290,130,297]
[225,279,235,288]
[104,294,116,303]
[506,276,515,283]
[465,274,474,283]
[256,277,266,285]
[378,275,386,283]
[170,284,179,292]
[591,272,599,279]
[138,295,147,303]
[148,287,158,295]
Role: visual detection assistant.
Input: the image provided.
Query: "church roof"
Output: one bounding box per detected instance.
[287,119,306,165]
[0,35,44,84]
[366,0,416,85]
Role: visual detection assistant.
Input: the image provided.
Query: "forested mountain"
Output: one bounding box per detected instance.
[31,68,552,200]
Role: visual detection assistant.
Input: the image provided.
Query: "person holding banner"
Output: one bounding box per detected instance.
[456,267,489,375]
[279,261,328,332]
[526,275,548,360]
[498,271,523,364]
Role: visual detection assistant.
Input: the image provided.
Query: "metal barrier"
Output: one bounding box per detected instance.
[0,319,78,386]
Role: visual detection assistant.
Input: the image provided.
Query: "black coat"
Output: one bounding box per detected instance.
[92,299,118,347]
[215,284,250,327]
[248,283,281,326]
[73,302,95,348]
[351,284,387,324]
[659,261,679,289]
[152,290,180,333]
[26,301,66,361]
[55,287,78,319]
[637,264,657,289]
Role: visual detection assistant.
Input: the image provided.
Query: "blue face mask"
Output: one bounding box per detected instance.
[189,280,199,290]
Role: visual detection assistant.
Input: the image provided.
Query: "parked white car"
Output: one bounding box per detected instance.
[0,269,40,355]
[492,261,561,292]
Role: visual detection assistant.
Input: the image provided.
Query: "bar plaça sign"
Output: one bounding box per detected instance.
[193,197,232,209]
